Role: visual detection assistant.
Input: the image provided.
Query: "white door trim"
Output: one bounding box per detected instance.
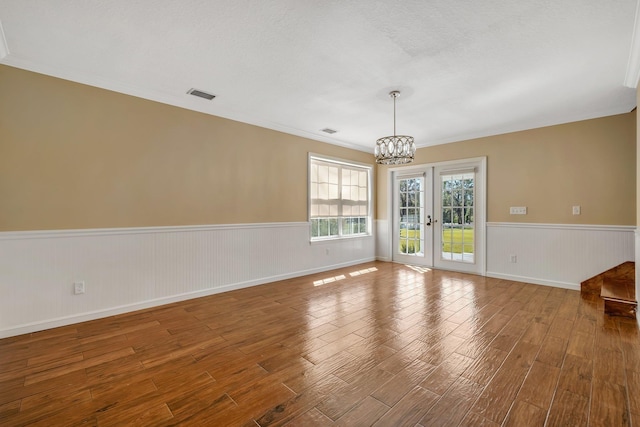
[386,156,487,276]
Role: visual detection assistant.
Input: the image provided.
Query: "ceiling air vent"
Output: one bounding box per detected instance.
[321,128,337,134]
[187,88,216,100]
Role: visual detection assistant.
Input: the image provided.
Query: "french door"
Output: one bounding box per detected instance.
[392,170,433,266]
[391,159,485,275]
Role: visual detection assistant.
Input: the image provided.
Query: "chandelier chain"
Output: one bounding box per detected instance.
[390,90,400,136]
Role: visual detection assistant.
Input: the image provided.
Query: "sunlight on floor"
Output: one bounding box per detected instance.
[313,274,347,286]
[405,265,432,273]
[349,267,378,277]
[313,267,378,286]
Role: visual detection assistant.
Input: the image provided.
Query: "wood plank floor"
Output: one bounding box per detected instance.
[1,261,638,426]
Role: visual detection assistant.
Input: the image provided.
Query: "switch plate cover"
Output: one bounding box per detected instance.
[510,206,527,215]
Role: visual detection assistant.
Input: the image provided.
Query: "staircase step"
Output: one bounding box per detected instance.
[600,261,636,319]
[581,274,603,295]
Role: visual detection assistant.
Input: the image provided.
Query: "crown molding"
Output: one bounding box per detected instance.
[624,0,640,88]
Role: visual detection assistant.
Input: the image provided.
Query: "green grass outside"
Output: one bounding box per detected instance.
[399,229,421,253]
[442,228,474,254]
[399,228,474,254]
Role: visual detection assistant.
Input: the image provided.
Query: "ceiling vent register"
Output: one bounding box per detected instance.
[187,88,216,100]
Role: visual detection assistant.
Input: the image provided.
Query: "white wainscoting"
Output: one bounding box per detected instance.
[375,219,391,262]
[375,221,634,291]
[0,223,375,338]
[636,230,640,327]
[487,223,635,290]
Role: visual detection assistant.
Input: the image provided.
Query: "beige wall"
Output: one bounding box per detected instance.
[2,65,635,231]
[378,112,636,225]
[0,65,374,231]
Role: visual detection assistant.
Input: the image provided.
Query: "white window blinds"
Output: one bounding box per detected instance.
[309,156,371,239]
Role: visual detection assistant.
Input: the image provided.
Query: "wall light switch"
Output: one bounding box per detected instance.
[510,206,527,215]
[572,206,581,215]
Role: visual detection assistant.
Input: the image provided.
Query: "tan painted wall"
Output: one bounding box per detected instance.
[0,65,374,231]
[378,112,636,225]
[2,65,635,231]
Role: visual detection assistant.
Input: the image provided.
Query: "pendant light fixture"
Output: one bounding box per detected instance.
[374,90,416,165]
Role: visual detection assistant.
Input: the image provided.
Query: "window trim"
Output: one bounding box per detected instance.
[308,153,373,242]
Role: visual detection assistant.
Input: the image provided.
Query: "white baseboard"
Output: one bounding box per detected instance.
[485,271,580,291]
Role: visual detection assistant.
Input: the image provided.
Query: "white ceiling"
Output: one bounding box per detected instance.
[0,1,638,153]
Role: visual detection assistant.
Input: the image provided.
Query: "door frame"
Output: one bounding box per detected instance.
[385,156,487,276]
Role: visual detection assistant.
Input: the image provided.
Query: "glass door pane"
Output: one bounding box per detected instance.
[440,171,474,263]
[399,177,424,256]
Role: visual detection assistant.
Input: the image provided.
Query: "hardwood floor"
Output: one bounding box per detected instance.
[1,261,638,426]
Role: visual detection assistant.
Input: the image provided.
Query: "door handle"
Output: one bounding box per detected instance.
[426,215,432,226]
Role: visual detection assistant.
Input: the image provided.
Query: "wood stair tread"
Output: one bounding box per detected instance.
[581,261,636,319]
[599,262,636,319]
[600,261,636,303]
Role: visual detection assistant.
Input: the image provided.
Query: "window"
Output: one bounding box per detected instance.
[309,155,371,240]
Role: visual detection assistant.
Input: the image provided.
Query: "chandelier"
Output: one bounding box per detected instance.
[374,90,416,165]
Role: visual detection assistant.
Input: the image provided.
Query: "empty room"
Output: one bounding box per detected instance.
[1,1,639,426]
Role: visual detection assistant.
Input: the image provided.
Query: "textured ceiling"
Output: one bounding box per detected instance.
[0,0,638,152]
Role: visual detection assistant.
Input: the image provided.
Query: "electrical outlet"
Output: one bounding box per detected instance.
[73,281,85,295]
[509,255,517,263]
[572,205,581,215]
[509,207,527,215]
